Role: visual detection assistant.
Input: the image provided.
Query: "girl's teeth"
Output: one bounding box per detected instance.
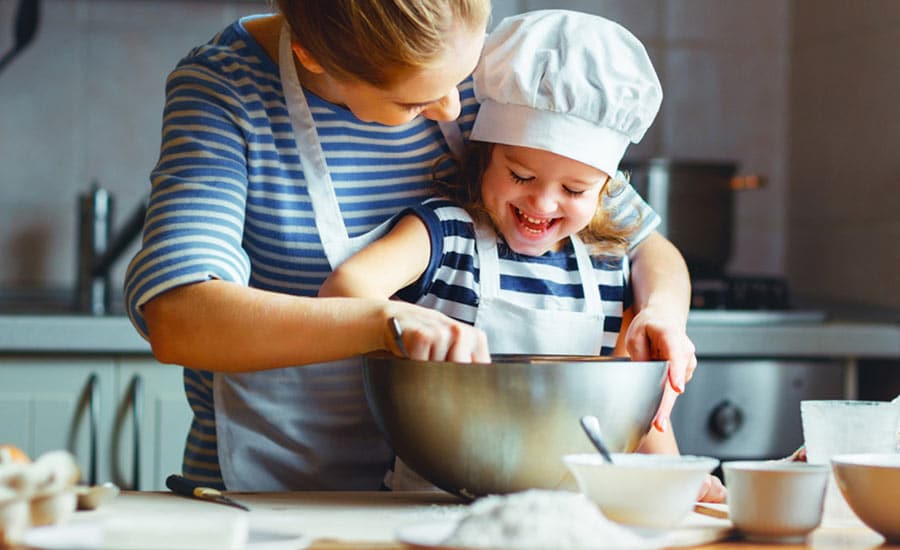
[515,208,553,234]
[517,208,549,226]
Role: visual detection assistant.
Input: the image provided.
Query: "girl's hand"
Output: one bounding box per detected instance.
[384,304,491,364]
[697,473,727,503]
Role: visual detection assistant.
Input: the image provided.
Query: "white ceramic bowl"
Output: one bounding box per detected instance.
[563,453,719,528]
[722,461,829,543]
[831,453,900,543]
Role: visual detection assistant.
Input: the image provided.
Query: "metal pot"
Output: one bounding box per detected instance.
[621,158,761,277]
[362,353,666,498]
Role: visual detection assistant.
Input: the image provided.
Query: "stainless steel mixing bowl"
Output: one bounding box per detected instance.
[362,353,667,498]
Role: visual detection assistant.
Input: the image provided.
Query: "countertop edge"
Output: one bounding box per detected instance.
[0,315,898,358]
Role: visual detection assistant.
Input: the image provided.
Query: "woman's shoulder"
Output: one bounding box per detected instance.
[171,16,279,84]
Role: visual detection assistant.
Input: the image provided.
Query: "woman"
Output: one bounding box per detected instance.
[124,1,695,491]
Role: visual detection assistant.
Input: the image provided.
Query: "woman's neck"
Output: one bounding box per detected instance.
[244,14,343,105]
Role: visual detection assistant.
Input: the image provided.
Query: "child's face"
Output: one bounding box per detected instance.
[481,144,609,257]
[324,27,485,126]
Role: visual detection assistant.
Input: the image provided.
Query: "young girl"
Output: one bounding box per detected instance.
[320,10,725,501]
[321,9,661,359]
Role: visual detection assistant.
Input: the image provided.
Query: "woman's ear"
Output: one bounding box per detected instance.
[291,42,325,74]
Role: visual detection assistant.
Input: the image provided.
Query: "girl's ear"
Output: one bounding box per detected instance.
[291,42,325,74]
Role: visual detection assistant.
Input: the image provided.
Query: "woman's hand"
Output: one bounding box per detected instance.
[384,303,491,363]
[624,304,697,432]
[697,473,727,503]
[626,232,696,433]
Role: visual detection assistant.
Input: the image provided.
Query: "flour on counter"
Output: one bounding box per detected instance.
[440,490,645,549]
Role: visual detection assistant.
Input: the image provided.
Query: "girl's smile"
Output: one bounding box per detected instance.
[512,206,558,234]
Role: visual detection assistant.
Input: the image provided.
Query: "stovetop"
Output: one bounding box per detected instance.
[688,275,828,324]
[691,275,791,310]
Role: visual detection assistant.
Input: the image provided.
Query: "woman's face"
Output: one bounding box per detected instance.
[481,144,609,257]
[318,27,485,126]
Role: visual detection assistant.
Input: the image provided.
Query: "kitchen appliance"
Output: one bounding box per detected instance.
[621,158,761,278]
[691,275,790,310]
[671,359,845,462]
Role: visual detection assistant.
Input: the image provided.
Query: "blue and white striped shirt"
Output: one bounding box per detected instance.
[124,17,478,488]
[397,197,659,354]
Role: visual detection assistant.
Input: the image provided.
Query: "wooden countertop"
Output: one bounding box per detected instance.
[17,491,897,549]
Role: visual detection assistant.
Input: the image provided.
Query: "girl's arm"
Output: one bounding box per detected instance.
[318,214,432,299]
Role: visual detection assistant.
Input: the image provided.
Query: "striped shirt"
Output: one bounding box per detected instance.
[397,196,660,354]
[123,17,478,489]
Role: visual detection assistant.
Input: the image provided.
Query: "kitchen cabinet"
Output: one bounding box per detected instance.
[0,355,190,491]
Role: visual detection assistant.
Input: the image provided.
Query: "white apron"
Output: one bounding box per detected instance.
[214,23,464,491]
[473,227,606,355]
[391,228,612,491]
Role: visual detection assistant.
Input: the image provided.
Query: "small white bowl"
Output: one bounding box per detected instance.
[722,461,829,543]
[564,453,719,528]
[831,453,900,543]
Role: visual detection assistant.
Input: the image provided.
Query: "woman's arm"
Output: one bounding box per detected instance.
[636,417,726,503]
[145,213,488,370]
[625,231,698,433]
[144,280,489,370]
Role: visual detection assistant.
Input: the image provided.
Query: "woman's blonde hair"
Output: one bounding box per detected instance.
[277,0,491,86]
[435,141,640,255]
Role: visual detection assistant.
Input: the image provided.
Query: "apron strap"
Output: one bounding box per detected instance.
[437,120,466,162]
[474,226,501,298]
[278,23,349,264]
[570,235,601,310]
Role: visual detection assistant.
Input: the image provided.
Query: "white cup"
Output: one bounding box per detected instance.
[800,399,900,526]
[723,461,830,543]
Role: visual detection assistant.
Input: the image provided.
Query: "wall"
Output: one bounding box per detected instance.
[3,1,790,302]
[0,0,269,301]
[789,0,900,310]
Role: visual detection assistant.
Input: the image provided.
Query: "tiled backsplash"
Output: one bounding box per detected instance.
[0,0,895,311]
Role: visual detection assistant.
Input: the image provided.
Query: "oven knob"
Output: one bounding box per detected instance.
[708,400,744,440]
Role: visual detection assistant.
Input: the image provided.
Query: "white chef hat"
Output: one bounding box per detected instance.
[471,10,663,176]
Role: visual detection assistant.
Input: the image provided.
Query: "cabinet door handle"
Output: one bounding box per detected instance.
[112,374,143,490]
[87,372,100,486]
[68,372,101,487]
[129,375,143,490]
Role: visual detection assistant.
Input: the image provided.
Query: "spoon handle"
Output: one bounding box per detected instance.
[388,317,411,359]
[580,415,615,463]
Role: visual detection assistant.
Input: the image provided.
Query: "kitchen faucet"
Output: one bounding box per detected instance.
[77,183,148,315]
